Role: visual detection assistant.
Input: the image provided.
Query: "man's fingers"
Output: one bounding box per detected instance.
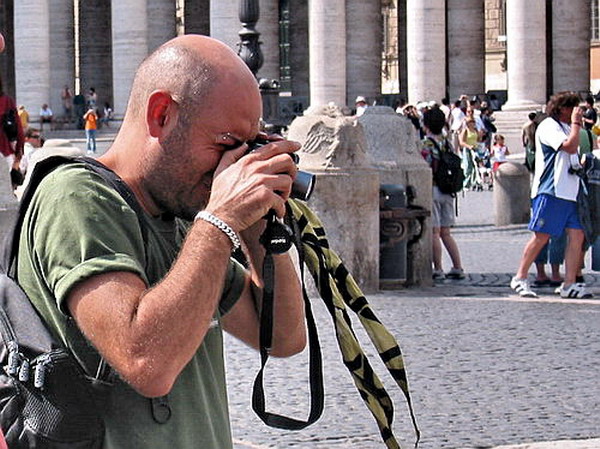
[247,139,301,159]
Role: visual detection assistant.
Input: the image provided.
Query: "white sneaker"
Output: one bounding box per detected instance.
[446,267,465,280]
[559,283,593,299]
[432,269,446,280]
[510,277,538,298]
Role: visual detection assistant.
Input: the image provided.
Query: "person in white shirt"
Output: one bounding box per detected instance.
[510,92,591,299]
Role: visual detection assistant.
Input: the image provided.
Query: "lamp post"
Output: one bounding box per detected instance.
[238,0,263,75]
[238,0,282,131]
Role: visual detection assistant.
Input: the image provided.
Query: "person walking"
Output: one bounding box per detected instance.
[83,107,98,153]
[510,92,591,298]
[459,118,482,190]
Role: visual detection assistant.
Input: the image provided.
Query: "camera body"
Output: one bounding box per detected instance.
[246,139,315,201]
[568,165,584,177]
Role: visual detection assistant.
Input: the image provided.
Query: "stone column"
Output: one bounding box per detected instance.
[406,0,445,104]
[111,0,148,118]
[80,0,113,110]
[185,0,210,35]
[503,0,546,110]
[346,0,381,107]
[397,0,408,98]
[308,0,346,109]
[552,0,591,93]
[148,0,177,52]
[49,0,75,116]
[210,0,239,50]
[447,0,485,101]
[289,1,309,97]
[14,0,51,119]
[256,0,280,82]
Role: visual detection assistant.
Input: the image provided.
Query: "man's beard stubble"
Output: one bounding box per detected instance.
[142,126,209,222]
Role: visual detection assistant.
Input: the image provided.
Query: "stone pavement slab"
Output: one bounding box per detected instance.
[474,438,600,449]
[226,292,600,449]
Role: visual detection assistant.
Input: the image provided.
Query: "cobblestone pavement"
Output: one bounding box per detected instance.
[227,189,600,449]
[47,132,599,448]
[227,291,600,449]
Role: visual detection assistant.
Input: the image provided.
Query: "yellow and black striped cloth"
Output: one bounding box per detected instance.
[288,199,420,449]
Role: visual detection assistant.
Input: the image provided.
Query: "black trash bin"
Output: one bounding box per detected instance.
[379,184,408,288]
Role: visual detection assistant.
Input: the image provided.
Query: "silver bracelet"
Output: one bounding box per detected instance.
[194,211,241,252]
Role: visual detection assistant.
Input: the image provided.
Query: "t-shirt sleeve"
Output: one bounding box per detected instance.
[219,258,246,316]
[26,164,148,314]
[539,119,568,152]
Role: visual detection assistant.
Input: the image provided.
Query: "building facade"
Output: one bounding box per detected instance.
[0,0,596,123]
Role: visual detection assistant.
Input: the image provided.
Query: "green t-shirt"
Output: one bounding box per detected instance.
[579,128,594,155]
[16,163,246,449]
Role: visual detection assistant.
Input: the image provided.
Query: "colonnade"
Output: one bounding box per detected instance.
[6,0,593,122]
[8,0,381,120]
[405,0,590,108]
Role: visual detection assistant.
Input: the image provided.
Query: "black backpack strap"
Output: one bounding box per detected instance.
[2,155,76,274]
[2,156,150,275]
[4,155,170,423]
[426,136,440,152]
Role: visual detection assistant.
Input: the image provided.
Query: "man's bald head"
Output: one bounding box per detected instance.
[125,35,257,126]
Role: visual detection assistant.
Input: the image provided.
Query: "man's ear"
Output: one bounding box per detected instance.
[147,91,178,138]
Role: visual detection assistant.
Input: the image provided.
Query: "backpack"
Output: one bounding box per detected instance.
[428,137,465,195]
[2,109,18,142]
[0,156,163,448]
[577,154,600,245]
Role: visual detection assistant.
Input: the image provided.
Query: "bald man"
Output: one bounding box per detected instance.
[16,35,306,448]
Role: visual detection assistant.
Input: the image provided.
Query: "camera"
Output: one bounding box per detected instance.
[568,165,584,177]
[246,139,316,202]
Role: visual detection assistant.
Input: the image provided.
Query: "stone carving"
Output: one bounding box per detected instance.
[288,111,369,171]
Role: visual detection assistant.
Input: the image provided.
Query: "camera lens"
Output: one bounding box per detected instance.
[292,171,316,202]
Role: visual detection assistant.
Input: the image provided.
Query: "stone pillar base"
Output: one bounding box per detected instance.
[288,105,380,294]
[359,107,433,287]
[501,100,544,112]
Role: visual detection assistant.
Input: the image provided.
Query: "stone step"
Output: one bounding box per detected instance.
[492,110,536,154]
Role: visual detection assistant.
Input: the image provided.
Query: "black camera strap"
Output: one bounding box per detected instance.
[252,210,324,429]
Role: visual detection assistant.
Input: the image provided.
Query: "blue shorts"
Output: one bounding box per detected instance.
[529,194,583,236]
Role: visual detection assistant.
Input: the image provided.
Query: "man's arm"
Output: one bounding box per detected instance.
[67,219,241,398]
[561,107,583,154]
[221,222,305,358]
[67,140,305,398]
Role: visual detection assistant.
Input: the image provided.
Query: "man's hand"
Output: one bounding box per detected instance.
[206,139,300,233]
